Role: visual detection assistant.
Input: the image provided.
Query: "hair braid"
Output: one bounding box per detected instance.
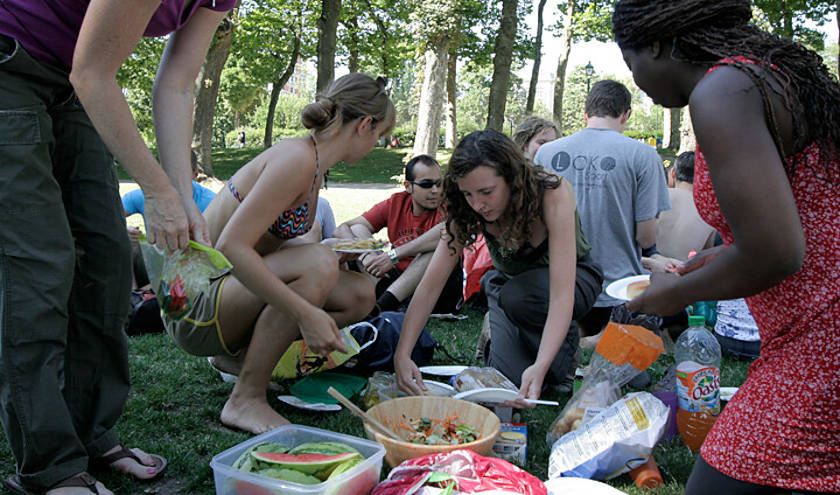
[614,0,839,182]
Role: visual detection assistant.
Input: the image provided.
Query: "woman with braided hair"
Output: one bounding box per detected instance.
[167,73,395,434]
[616,1,839,493]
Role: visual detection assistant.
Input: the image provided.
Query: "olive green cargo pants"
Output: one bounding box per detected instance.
[0,35,132,490]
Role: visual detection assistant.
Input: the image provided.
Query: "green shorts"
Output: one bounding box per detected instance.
[165,274,238,357]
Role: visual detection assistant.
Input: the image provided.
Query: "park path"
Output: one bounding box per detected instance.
[120,179,402,227]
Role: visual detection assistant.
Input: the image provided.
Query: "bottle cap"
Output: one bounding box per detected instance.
[688,315,706,327]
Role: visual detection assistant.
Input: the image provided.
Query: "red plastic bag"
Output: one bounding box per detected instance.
[462,235,493,303]
[372,450,546,495]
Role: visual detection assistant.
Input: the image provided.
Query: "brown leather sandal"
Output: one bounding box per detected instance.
[3,472,99,495]
[90,446,168,482]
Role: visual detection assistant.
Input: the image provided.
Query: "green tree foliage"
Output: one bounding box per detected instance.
[753,0,835,50]
[338,0,414,77]
[229,0,319,145]
[116,38,166,143]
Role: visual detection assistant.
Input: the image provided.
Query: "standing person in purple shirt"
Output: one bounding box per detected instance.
[0,1,235,494]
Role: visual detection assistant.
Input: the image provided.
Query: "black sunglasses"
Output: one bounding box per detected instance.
[411,179,442,189]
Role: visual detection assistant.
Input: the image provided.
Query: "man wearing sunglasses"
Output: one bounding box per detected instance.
[334,154,463,316]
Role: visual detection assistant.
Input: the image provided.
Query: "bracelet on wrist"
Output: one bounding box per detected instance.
[387,249,398,264]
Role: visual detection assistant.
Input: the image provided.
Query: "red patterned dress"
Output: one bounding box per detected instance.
[693,64,840,492]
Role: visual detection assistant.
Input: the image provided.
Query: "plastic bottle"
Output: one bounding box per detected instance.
[675,315,722,451]
[628,456,664,489]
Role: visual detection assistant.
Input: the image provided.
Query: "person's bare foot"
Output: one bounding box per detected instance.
[220,397,290,434]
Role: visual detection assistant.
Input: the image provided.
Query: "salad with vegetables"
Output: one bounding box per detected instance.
[396,414,480,445]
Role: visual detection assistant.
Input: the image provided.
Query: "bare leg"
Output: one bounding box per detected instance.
[385,252,431,302]
[216,244,340,434]
[324,270,376,326]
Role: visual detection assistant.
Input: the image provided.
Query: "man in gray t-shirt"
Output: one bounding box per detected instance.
[534,80,670,336]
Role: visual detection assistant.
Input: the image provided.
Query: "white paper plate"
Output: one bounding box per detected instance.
[419,365,468,377]
[453,388,559,406]
[605,274,651,301]
[277,395,342,412]
[453,387,518,403]
[720,386,739,402]
[544,477,627,495]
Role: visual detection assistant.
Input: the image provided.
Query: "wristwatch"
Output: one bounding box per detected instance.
[386,249,399,265]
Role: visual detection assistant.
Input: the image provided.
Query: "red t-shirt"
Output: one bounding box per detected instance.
[362,192,444,272]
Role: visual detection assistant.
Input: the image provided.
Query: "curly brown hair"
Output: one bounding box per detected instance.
[443,130,560,253]
[613,0,839,182]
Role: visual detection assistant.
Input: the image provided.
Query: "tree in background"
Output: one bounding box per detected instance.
[551,0,614,134]
[193,9,238,176]
[486,0,519,130]
[338,0,413,78]
[525,0,549,114]
[317,0,341,92]
[230,0,318,148]
[753,0,835,50]
[411,1,460,157]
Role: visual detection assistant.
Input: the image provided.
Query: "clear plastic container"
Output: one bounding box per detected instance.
[675,315,721,451]
[211,424,385,495]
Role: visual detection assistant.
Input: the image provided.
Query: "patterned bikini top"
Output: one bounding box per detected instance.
[227,135,320,240]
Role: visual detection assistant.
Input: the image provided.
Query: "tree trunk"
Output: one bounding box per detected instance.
[192,13,235,177]
[679,106,696,153]
[486,0,518,131]
[525,0,548,114]
[662,107,681,150]
[782,11,793,39]
[264,34,301,148]
[345,16,360,73]
[552,1,575,133]
[836,2,839,76]
[445,46,458,149]
[413,36,449,157]
[317,0,341,92]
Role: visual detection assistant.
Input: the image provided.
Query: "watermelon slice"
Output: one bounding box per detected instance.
[250,451,360,477]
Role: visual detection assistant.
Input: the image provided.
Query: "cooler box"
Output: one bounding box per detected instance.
[211,424,385,495]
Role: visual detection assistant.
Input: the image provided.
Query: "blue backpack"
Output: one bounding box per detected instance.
[343,311,438,374]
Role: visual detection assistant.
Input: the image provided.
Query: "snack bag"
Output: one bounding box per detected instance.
[547,322,664,444]
[548,392,669,480]
[138,237,232,320]
[272,322,377,380]
[453,367,518,393]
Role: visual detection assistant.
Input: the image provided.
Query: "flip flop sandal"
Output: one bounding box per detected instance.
[4,472,100,495]
[91,446,168,482]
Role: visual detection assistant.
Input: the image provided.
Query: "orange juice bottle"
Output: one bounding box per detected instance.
[675,315,721,451]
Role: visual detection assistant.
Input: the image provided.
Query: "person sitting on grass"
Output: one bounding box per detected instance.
[615,1,840,493]
[333,155,463,316]
[164,73,395,434]
[394,130,602,403]
[512,116,558,162]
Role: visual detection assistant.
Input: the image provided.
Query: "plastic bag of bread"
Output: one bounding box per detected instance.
[547,322,664,445]
[453,367,518,393]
